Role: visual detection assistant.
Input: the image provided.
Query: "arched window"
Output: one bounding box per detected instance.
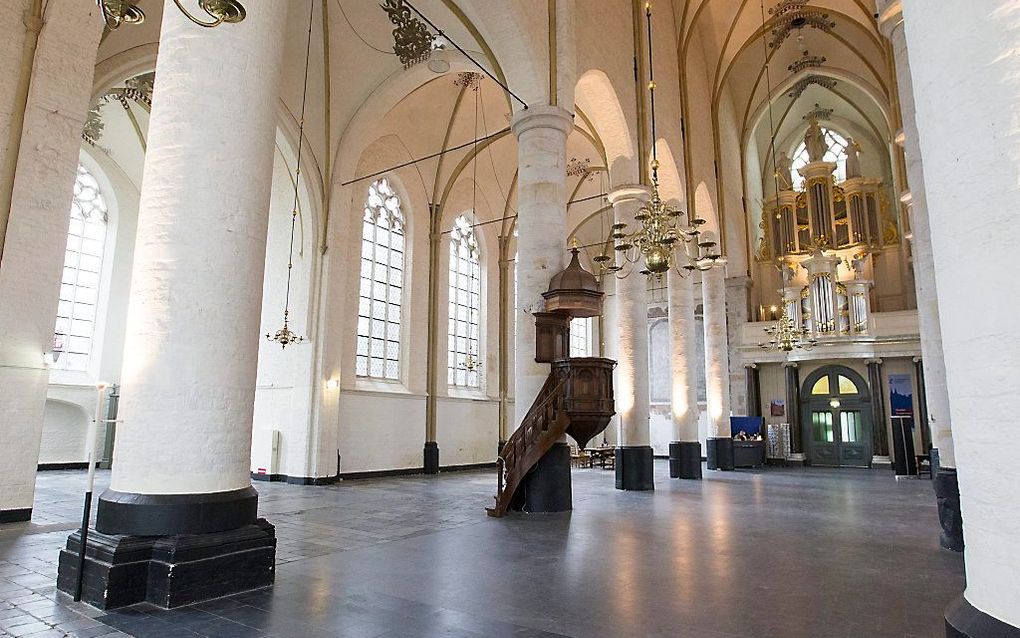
[356,178,405,380]
[790,126,849,189]
[570,317,592,357]
[448,214,481,388]
[53,164,109,371]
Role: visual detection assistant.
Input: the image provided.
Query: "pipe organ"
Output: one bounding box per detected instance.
[760,122,888,341]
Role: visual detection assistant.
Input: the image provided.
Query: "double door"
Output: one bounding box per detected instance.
[809,407,869,467]
[803,367,872,468]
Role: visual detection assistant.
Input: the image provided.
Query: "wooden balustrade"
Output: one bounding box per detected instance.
[487,358,615,517]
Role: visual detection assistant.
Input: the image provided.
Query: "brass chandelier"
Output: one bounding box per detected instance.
[759,307,816,352]
[756,0,813,354]
[97,0,246,30]
[595,3,718,278]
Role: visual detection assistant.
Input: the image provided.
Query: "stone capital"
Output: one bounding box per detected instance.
[865,357,884,366]
[876,0,903,40]
[510,105,573,139]
[782,361,799,369]
[744,363,758,370]
[606,184,650,206]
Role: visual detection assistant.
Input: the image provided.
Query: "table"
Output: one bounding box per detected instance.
[585,447,615,469]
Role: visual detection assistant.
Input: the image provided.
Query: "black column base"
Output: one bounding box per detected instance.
[706,437,734,471]
[516,442,571,513]
[669,441,702,479]
[96,487,258,536]
[57,519,276,610]
[615,446,654,491]
[0,508,32,523]
[934,468,964,552]
[946,594,1020,637]
[424,441,439,474]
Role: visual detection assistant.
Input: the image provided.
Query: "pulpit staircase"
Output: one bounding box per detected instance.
[487,358,615,517]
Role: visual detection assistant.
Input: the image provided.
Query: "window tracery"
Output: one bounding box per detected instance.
[448,214,481,388]
[356,178,405,380]
[790,126,849,189]
[53,164,109,371]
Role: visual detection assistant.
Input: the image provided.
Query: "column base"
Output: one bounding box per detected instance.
[934,468,964,552]
[669,441,702,479]
[615,446,654,491]
[56,519,276,610]
[517,442,571,513]
[0,508,32,523]
[96,487,258,536]
[786,452,806,466]
[946,594,1020,637]
[424,441,439,474]
[706,437,734,471]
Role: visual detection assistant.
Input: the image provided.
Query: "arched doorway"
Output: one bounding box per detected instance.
[801,366,873,468]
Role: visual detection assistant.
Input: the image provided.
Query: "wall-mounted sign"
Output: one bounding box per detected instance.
[888,373,914,417]
[770,399,785,416]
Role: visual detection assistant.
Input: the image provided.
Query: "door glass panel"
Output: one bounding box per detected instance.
[812,411,834,442]
[840,411,862,443]
[811,376,830,395]
[837,375,858,395]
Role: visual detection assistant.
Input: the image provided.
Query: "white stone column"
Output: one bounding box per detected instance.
[878,1,955,469]
[608,186,651,447]
[900,0,1020,631]
[702,257,732,469]
[725,275,750,415]
[608,185,654,490]
[100,0,288,533]
[667,268,700,478]
[0,0,102,522]
[510,105,572,427]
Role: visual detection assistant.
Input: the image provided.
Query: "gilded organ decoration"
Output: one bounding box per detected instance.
[759,123,888,341]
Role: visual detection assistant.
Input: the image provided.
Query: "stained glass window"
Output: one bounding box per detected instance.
[356,179,404,380]
[811,376,830,395]
[53,164,109,371]
[837,375,859,395]
[790,127,850,189]
[448,215,481,388]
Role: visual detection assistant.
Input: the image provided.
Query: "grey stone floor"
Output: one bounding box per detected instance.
[0,463,963,637]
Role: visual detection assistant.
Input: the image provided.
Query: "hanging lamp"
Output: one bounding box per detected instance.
[594,2,718,279]
[266,0,314,349]
[97,0,246,30]
[756,0,815,354]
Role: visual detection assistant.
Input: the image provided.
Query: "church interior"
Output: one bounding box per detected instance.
[0,1,1016,636]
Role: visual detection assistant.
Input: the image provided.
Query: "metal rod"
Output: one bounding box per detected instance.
[568,192,608,206]
[74,383,108,602]
[439,213,516,235]
[340,127,510,186]
[402,0,529,109]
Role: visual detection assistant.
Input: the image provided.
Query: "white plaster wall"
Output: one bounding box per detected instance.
[649,405,671,456]
[337,392,425,474]
[436,397,498,466]
[252,137,318,480]
[38,399,91,465]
